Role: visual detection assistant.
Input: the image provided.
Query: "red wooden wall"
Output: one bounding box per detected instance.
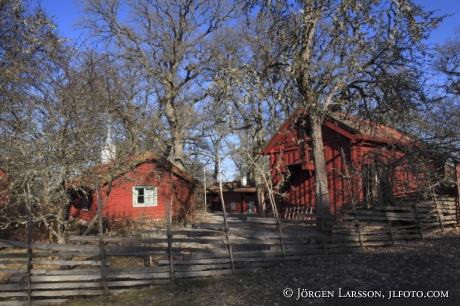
[268,124,353,214]
[69,162,195,221]
[209,192,258,214]
[266,121,435,216]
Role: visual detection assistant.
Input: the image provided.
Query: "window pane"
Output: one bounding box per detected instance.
[145,188,154,205]
[82,194,89,211]
[133,186,157,207]
[137,188,144,203]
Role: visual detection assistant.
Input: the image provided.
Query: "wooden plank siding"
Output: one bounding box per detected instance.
[69,152,199,222]
[263,110,449,217]
[207,182,258,214]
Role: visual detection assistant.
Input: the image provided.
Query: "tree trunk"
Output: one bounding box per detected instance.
[213,138,221,184]
[56,202,69,244]
[173,136,185,170]
[254,169,265,217]
[164,96,186,171]
[309,111,331,217]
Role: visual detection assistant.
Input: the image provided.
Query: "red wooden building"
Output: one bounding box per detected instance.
[68,151,200,221]
[262,109,441,215]
[206,180,258,214]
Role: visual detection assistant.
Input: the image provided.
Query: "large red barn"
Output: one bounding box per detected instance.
[262,109,443,216]
[69,151,200,221]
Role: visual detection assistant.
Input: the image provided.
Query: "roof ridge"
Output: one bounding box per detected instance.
[68,150,201,189]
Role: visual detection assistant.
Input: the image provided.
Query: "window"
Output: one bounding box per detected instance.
[81,194,89,211]
[248,201,254,213]
[230,201,236,211]
[362,164,379,199]
[133,186,157,207]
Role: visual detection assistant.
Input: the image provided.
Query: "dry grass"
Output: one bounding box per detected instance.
[65,278,223,306]
[63,228,460,306]
[0,248,26,285]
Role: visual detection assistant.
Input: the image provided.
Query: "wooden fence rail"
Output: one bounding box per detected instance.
[0,196,457,305]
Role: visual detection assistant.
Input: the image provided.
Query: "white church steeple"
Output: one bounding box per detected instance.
[101,124,116,164]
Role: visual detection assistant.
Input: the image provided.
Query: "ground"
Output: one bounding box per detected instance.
[66,227,460,306]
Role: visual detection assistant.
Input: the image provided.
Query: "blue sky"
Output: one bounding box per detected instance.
[417,0,460,45]
[41,0,460,45]
[40,0,80,39]
[39,0,460,180]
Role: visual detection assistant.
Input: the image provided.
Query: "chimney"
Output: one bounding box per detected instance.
[241,176,247,187]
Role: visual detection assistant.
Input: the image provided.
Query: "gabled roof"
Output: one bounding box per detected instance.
[262,109,414,154]
[207,181,257,193]
[68,151,201,190]
[329,112,413,145]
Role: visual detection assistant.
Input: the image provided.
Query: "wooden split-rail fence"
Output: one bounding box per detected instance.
[0,196,458,305]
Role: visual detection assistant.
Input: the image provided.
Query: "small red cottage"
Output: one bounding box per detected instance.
[69,151,200,221]
[207,180,258,214]
[262,109,442,215]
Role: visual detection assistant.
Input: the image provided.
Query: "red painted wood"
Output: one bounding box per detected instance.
[264,113,435,217]
[69,162,196,221]
[209,191,258,214]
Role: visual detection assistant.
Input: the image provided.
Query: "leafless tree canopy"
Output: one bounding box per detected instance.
[0,0,458,239]
[79,0,241,170]
[236,0,445,215]
[434,27,460,96]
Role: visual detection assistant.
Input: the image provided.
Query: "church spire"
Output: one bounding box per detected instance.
[101,124,116,164]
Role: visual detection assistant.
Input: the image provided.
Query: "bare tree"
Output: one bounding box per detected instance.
[210,20,296,207]
[424,27,460,159]
[434,26,460,96]
[0,3,126,242]
[243,0,444,216]
[79,0,241,170]
[0,0,69,238]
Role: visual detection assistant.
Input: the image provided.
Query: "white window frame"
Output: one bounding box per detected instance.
[133,186,157,207]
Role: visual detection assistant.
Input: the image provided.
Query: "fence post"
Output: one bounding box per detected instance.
[221,205,234,273]
[25,186,32,306]
[96,177,109,295]
[340,148,363,251]
[318,196,328,255]
[262,180,286,261]
[165,198,174,284]
[384,207,395,246]
[317,185,328,255]
[455,163,460,225]
[414,202,424,239]
[218,158,234,273]
[356,220,364,251]
[432,187,445,232]
[320,209,327,255]
[269,192,286,263]
[456,195,460,226]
